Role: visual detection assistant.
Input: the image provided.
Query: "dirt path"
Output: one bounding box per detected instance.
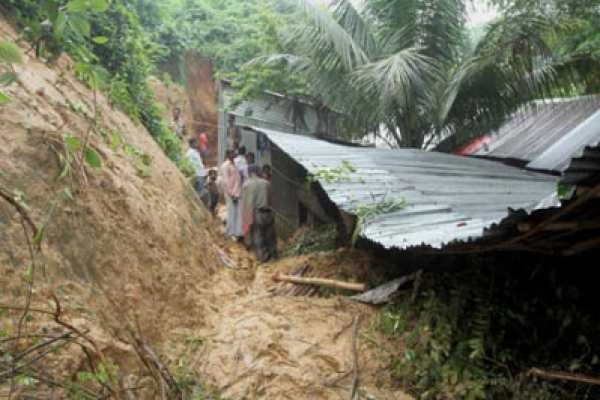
[165,245,412,400]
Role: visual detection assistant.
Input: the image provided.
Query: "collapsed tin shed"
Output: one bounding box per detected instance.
[251,128,558,250]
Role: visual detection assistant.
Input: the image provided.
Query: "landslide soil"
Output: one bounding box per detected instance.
[0,15,409,399]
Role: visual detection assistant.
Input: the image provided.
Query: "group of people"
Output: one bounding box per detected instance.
[220,146,277,262]
[182,110,277,263]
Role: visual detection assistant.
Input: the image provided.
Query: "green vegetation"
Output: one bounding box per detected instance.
[373,260,600,399]
[305,160,362,187]
[139,0,308,104]
[6,0,598,151]
[250,0,600,148]
[4,0,183,165]
[283,225,338,256]
[0,40,23,103]
[354,196,407,221]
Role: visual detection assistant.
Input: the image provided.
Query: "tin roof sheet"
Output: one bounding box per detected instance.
[527,109,600,172]
[258,128,558,250]
[474,96,600,168]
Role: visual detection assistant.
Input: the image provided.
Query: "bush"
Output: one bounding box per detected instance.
[5,0,184,164]
[375,255,600,399]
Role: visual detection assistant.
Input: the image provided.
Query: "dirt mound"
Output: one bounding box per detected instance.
[0,14,221,397]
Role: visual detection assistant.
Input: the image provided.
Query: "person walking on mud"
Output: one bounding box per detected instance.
[171,107,186,139]
[186,138,207,202]
[205,168,220,217]
[222,149,243,241]
[242,165,278,262]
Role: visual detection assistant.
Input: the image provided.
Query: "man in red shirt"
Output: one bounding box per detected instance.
[222,149,243,240]
[198,131,209,157]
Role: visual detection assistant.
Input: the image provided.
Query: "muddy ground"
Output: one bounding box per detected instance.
[169,247,411,399]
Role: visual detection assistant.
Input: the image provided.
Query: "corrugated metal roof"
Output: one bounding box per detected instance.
[474,96,600,167]
[479,143,600,255]
[527,109,600,171]
[258,128,558,250]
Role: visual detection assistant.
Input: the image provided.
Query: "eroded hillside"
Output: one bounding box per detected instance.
[0,14,219,398]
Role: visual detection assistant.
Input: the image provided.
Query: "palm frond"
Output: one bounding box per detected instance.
[366,0,466,62]
[442,58,559,144]
[476,13,561,60]
[281,0,370,71]
[352,48,435,111]
[331,0,379,58]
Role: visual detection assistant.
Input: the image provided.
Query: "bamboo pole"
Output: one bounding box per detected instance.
[271,273,367,292]
[528,368,600,386]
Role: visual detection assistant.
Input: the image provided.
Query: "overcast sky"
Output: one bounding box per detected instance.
[467,2,499,26]
[316,0,500,27]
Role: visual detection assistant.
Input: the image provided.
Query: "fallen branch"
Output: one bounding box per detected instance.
[49,294,122,400]
[272,273,367,292]
[0,187,39,238]
[333,318,356,342]
[350,314,362,400]
[528,368,600,386]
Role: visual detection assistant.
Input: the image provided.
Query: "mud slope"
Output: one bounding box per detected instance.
[0,14,220,397]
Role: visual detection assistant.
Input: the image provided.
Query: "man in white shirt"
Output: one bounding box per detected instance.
[171,107,186,139]
[234,146,249,184]
[187,138,207,202]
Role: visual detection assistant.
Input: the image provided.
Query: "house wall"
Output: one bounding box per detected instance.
[216,81,340,239]
[269,146,333,239]
[217,82,339,164]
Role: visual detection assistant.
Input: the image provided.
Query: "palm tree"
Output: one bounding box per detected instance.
[253,0,567,149]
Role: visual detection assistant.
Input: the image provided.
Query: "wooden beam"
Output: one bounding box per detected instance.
[518,221,576,232]
[518,221,600,232]
[562,237,600,256]
[272,273,367,292]
[528,368,600,386]
[574,187,600,198]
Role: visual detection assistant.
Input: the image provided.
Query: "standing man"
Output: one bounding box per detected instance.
[223,149,243,240]
[227,114,242,151]
[234,146,249,184]
[171,107,186,139]
[241,165,278,262]
[205,168,220,216]
[198,130,210,158]
[246,152,256,169]
[186,138,207,202]
[261,164,272,182]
